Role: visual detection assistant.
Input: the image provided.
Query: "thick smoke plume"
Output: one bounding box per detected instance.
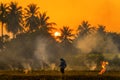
[34,37,50,69]
[75,32,120,70]
[76,33,119,54]
[0,32,119,71]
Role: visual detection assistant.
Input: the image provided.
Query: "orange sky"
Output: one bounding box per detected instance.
[1,0,120,33]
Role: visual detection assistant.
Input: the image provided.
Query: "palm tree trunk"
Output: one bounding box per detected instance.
[1,22,3,43]
[0,22,4,50]
[1,23,4,43]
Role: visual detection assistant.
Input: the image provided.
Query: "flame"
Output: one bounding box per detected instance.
[23,63,32,74]
[90,65,97,70]
[23,67,31,74]
[50,63,56,70]
[99,61,109,75]
[24,69,29,74]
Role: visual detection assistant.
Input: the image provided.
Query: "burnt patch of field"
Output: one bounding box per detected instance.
[0,70,120,80]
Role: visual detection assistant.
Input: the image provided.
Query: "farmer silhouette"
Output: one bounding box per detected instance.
[59,58,67,74]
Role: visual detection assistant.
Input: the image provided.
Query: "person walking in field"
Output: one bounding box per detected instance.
[59,58,67,74]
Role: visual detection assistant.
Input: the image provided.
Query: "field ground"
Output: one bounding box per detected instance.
[0,70,120,80]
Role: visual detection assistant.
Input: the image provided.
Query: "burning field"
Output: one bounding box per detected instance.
[0,29,120,80]
[0,70,120,80]
[0,53,120,80]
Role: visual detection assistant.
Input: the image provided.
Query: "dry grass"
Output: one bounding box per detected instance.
[0,70,120,80]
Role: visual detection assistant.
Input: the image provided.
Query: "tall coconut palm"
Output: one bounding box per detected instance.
[24,4,39,32]
[0,3,8,42]
[97,25,106,35]
[58,26,75,53]
[93,25,107,53]
[96,25,106,42]
[59,26,75,44]
[6,2,23,38]
[77,21,94,38]
[38,12,56,36]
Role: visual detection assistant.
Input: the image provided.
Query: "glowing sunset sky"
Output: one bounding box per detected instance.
[1,0,120,33]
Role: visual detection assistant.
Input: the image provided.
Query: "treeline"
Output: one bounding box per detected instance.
[0,2,120,70]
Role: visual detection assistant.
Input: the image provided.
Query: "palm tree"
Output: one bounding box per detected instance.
[24,3,39,32]
[58,26,75,53]
[93,25,107,53]
[0,37,3,50]
[0,3,8,42]
[97,25,106,35]
[59,26,75,44]
[6,2,23,38]
[96,25,106,43]
[77,21,94,38]
[38,12,56,36]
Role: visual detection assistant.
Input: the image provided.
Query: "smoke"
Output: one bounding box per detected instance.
[74,32,120,70]
[76,33,119,54]
[84,61,97,70]
[0,35,61,71]
[34,37,50,69]
[76,33,98,53]
[0,32,119,71]
[105,37,119,53]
